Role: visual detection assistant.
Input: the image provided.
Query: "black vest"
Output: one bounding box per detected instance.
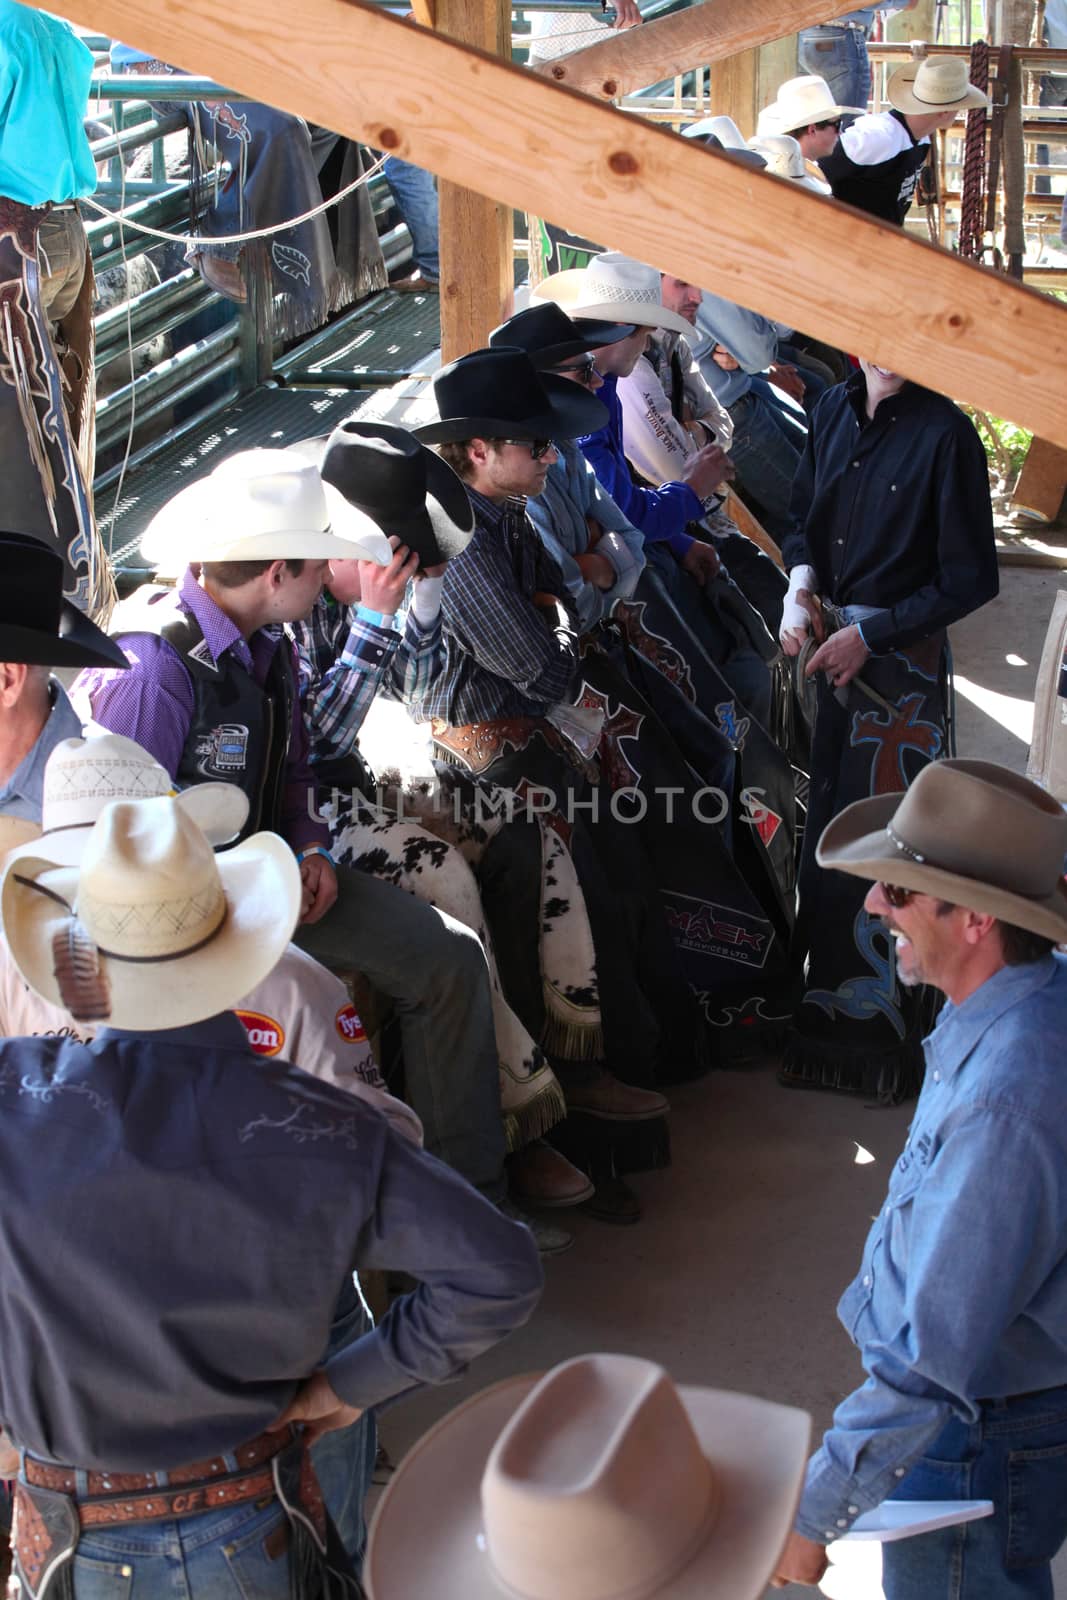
[112,586,294,840]
[819,110,929,225]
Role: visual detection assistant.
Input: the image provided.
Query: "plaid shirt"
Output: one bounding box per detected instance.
[292,593,443,766]
[408,490,579,728]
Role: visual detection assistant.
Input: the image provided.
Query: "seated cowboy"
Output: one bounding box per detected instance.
[72,452,537,1243]
[0,792,542,1597]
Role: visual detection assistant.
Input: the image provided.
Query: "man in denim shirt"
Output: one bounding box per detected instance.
[772,758,1067,1597]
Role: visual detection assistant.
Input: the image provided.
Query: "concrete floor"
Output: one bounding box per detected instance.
[366,564,1067,1598]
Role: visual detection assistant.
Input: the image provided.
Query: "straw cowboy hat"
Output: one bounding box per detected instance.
[0,817,42,863]
[767,74,864,134]
[817,758,1067,943]
[140,448,394,570]
[681,114,767,170]
[414,348,607,446]
[364,1353,811,1600]
[887,55,991,117]
[748,132,832,194]
[489,302,636,370]
[292,420,476,569]
[533,252,695,339]
[0,533,130,673]
[5,733,249,871]
[2,796,300,1028]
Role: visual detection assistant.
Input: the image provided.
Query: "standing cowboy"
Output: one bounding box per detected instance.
[778,359,997,1099]
[0,794,542,1597]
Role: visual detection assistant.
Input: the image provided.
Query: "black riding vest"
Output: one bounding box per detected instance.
[819,110,929,225]
[112,586,294,840]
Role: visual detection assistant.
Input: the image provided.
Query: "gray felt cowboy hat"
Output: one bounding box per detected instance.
[365,1353,810,1600]
[817,758,1067,943]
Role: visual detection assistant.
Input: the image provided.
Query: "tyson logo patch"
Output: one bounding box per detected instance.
[335,1003,367,1045]
[236,1010,285,1056]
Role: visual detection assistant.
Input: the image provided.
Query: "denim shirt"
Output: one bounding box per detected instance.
[0,682,81,821]
[797,954,1067,1542]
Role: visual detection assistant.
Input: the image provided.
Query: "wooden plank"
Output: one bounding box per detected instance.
[709,48,759,140]
[724,490,785,568]
[533,0,839,100]
[43,0,1067,447]
[1013,436,1067,521]
[434,0,513,359]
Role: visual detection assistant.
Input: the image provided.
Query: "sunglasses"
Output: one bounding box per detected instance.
[814,118,843,131]
[880,882,916,908]
[553,356,598,383]
[497,437,555,460]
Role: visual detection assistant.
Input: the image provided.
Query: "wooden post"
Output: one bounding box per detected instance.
[708,36,796,140]
[434,0,513,360]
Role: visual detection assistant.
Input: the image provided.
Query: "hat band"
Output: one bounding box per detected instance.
[886,823,927,864]
[908,80,970,107]
[16,873,229,965]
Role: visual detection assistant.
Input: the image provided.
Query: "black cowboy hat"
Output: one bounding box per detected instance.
[489,302,637,370]
[298,421,476,570]
[413,348,608,447]
[0,533,129,671]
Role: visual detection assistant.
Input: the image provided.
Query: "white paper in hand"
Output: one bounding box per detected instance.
[840,1500,994,1542]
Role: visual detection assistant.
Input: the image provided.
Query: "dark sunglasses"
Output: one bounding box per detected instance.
[553,356,597,383]
[814,117,843,131]
[880,882,916,908]
[496,437,555,460]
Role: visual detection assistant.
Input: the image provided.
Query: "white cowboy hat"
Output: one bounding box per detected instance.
[364,1353,811,1600]
[769,74,864,133]
[748,132,832,193]
[1,796,300,1029]
[532,252,695,340]
[140,448,395,570]
[681,114,768,169]
[887,56,990,117]
[0,816,42,865]
[5,733,249,871]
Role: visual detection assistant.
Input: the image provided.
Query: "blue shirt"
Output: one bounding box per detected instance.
[527,438,646,632]
[0,1015,542,1470]
[797,954,1067,1541]
[578,374,703,559]
[0,0,97,206]
[0,681,80,821]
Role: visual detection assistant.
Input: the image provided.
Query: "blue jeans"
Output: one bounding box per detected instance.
[726,384,806,539]
[312,1272,378,1567]
[67,1499,291,1598]
[383,156,440,280]
[883,1386,1067,1600]
[797,23,871,113]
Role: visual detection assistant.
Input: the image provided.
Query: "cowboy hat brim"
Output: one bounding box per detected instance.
[140,478,394,569]
[364,1374,810,1600]
[0,817,42,865]
[0,601,131,672]
[532,271,698,341]
[413,374,608,446]
[517,320,638,369]
[887,64,990,116]
[2,829,301,1031]
[775,102,864,132]
[6,781,250,872]
[817,792,1067,943]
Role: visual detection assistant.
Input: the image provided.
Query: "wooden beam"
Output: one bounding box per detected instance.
[1013,436,1067,521]
[533,0,840,102]
[434,0,513,358]
[49,0,1067,447]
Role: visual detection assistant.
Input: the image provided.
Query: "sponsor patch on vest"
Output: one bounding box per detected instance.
[335,1003,367,1045]
[187,638,221,674]
[236,1010,286,1055]
[195,722,250,775]
[660,891,773,969]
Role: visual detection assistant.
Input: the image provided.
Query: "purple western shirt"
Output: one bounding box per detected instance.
[73,568,329,852]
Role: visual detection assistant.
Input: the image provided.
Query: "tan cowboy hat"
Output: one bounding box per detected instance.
[533,252,696,339]
[817,758,1067,942]
[140,448,395,571]
[748,133,832,194]
[887,56,991,117]
[2,796,300,1029]
[365,1353,811,1600]
[5,733,249,870]
[769,74,864,133]
[0,816,42,865]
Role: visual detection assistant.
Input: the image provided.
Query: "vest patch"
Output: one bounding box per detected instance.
[195,723,250,776]
[335,1003,367,1045]
[236,1010,286,1056]
[187,638,221,673]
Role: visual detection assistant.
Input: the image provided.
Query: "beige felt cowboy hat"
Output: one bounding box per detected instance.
[140,448,394,571]
[2,795,300,1029]
[748,132,832,194]
[887,55,991,117]
[768,74,864,134]
[364,1353,811,1600]
[5,733,249,871]
[817,758,1067,943]
[533,252,696,340]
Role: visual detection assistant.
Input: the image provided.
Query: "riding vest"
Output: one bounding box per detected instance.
[820,110,929,225]
[111,586,294,840]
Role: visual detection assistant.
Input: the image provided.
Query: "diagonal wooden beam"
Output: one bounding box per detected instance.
[533,0,843,100]
[47,0,1067,447]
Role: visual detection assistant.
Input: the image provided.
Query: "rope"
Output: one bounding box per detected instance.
[958,39,989,259]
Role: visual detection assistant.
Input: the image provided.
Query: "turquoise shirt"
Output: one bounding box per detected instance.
[0,0,97,205]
